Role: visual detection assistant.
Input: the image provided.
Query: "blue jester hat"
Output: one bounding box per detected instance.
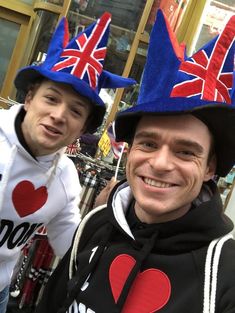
[115,9,235,177]
[15,12,136,133]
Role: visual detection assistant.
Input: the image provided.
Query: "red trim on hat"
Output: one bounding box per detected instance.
[63,18,70,48]
[162,10,185,61]
[204,15,235,102]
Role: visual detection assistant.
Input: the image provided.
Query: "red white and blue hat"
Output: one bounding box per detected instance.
[115,9,235,177]
[15,12,136,133]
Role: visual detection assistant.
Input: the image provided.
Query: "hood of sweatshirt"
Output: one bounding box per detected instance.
[107,179,234,254]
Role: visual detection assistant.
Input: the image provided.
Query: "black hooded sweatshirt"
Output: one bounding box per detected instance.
[35,180,235,313]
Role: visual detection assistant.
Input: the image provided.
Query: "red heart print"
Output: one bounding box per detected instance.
[109,254,171,313]
[12,180,48,217]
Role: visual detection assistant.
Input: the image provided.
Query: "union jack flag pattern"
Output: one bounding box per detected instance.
[107,122,127,159]
[52,13,111,90]
[171,16,235,104]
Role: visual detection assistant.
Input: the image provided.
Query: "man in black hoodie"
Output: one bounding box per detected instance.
[35,9,235,313]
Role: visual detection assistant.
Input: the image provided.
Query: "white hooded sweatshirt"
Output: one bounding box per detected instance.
[0,104,81,291]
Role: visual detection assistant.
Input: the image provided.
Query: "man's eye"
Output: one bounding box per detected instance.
[177,150,195,157]
[45,95,56,102]
[143,142,154,147]
[71,108,82,116]
[139,141,157,149]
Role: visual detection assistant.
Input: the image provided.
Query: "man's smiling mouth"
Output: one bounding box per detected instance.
[143,177,175,188]
[44,125,62,135]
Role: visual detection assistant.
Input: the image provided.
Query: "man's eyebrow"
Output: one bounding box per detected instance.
[173,139,204,154]
[134,131,160,140]
[46,87,88,107]
[47,86,62,95]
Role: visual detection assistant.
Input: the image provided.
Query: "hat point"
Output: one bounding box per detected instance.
[157,9,185,61]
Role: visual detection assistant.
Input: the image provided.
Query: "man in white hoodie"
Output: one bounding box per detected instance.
[0,12,135,312]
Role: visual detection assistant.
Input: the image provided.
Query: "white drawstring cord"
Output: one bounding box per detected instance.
[203,238,220,313]
[210,233,233,313]
[69,205,106,279]
[203,233,233,313]
[45,153,61,189]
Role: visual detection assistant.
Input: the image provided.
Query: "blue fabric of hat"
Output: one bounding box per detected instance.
[14,12,136,133]
[115,9,235,177]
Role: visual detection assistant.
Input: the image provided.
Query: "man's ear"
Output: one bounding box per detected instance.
[24,92,32,111]
[204,154,217,182]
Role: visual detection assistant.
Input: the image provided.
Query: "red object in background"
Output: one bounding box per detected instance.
[19,238,54,308]
[147,0,189,32]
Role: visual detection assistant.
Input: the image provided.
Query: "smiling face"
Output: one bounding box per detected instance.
[22,80,92,156]
[126,114,216,224]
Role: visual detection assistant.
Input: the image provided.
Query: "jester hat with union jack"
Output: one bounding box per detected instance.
[14,12,135,133]
[115,9,235,176]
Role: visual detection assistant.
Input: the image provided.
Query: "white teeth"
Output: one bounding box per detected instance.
[144,178,172,188]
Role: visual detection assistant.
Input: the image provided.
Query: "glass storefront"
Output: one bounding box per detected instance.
[69,0,146,30]
[0,18,20,89]
[191,0,235,53]
[30,11,59,63]
[67,0,147,78]
[146,0,191,34]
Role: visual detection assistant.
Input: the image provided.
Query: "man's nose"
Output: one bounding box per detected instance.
[50,104,67,122]
[148,146,175,172]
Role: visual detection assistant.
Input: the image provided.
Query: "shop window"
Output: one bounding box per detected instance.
[30,11,59,64]
[0,19,19,89]
[78,0,146,31]
[191,0,235,53]
[146,0,191,34]
[118,42,148,112]
[67,0,147,77]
